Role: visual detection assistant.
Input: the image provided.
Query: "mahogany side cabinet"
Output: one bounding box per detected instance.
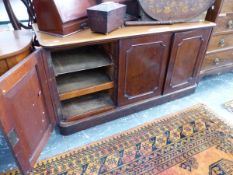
[0,22,215,174]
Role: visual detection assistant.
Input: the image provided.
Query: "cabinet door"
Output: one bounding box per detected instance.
[164,28,212,94]
[0,50,54,174]
[118,34,172,106]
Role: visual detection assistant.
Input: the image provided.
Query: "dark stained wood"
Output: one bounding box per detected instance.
[118,33,172,106]
[164,28,212,94]
[59,85,196,135]
[33,0,96,35]
[87,2,126,34]
[57,70,114,101]
[52,46,112,76]
[205,0,224,22]
[31,11,215,135]
[62,92,114,121]
[138,0,215,22]
[0,50,54,174]
[41,50,63,123]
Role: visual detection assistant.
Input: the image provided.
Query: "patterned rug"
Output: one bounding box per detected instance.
[224,100,233,113]
[2,104,233,175]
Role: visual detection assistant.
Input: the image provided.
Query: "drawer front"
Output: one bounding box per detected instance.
[208,33,233,51]
[214,13,233,34]
[221,0,233,14]
[202,49,233,71]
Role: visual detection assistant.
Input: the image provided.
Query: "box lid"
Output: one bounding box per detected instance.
[87,2,126,12]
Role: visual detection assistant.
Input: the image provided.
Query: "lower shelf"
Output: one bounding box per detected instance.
[57,70,114,101]
[61,92,114,122]
[59,85,197,135]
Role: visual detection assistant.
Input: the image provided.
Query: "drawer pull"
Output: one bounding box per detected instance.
[228,20,233,29]
[219,39,225,47]
[214,58,220,65]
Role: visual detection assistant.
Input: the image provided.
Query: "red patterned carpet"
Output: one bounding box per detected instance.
[3,104,233,175]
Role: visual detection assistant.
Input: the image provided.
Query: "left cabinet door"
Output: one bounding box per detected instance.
[0,50,54,174]
[118,33,172,106]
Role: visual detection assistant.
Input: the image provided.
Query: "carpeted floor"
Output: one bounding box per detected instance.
[0,72,233,173]
[3,104,233,175]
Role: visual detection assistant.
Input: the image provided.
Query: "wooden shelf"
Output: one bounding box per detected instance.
[61,92,114,122]
[57,70,114,101]
[52,46,112,76]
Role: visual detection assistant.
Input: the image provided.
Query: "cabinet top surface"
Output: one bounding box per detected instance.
[33,21,215,48]
[0,30,33,59]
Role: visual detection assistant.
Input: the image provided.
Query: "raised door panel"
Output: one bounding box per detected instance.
[118,34,172,106]
[0,50,54,174]
[164,28,212,94]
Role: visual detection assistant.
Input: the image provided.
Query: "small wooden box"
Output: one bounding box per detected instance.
[33,0,96,35]
[96,0,138,17]
[87,2,126,34]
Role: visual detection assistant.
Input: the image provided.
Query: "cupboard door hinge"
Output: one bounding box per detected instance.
[7,129,19,147]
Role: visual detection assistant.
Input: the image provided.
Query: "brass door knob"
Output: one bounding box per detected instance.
[228,20,233,29]
[219,39,225,47]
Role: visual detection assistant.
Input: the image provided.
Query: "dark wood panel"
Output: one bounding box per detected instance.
[62,92,114,121]
[118,33,172,106]
[164,28,212,94]
[52,46,112,76]
[57,70,114,100]
[0,50,53,174]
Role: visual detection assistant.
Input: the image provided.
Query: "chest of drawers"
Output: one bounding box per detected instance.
[201,0,233,76]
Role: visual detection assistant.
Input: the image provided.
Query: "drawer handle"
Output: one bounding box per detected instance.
[219,39,225,47]
[228,20,233,29]
[214,58,220,65]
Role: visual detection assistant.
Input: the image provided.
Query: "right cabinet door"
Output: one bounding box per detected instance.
[164,28,212,94]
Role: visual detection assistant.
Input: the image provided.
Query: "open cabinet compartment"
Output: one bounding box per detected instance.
[61,90,114,122]
[50,43,117,125]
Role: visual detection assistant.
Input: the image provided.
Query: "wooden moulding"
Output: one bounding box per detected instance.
[51,46,112,76]
[61,92,114,122]
[57,70,114,101]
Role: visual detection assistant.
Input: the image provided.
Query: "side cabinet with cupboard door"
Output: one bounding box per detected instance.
[0,50,55,174]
